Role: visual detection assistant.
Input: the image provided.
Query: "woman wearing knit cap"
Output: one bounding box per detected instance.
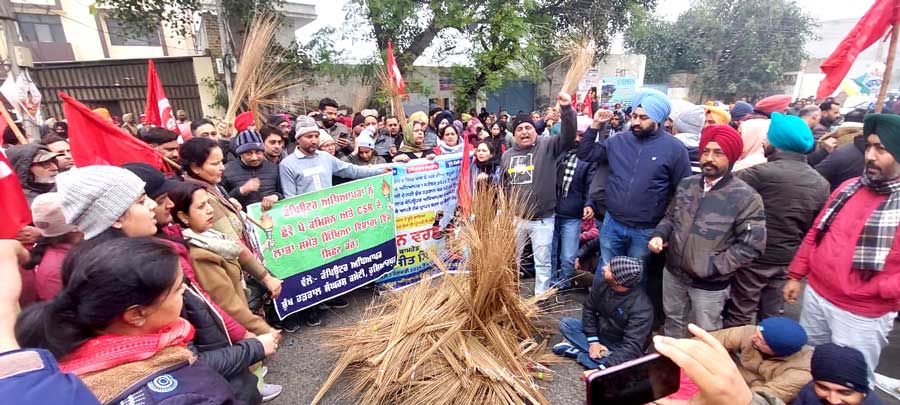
[56,165,157,241]
[649,125,766,337]
[24,193,82,301]
[794,343,882,405]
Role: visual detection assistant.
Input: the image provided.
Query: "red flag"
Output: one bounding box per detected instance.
[387,41,408,98]
[581,93,594,117]
[0,113,8,148]
[816,0,899,99]
[61,92,167,171]
[144,60,178,132]
[0,150,32,238]
[457,140,474,216]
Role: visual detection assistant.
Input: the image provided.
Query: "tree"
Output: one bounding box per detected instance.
[625,0,814,100]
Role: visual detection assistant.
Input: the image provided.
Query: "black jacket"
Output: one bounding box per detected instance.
[221,158,282,210]
[815,134,865,191]
[736,151,829,266]
[182,284,264,404]
[582,280,653,368]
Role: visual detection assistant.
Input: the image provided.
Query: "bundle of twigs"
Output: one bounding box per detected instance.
[554,37,596,95]
[311,187,557,405]
[375,65,407,128]
[353,85,374,114]
[224,12,304,131]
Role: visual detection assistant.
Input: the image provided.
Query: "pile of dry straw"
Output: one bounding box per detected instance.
[312,187,558,404]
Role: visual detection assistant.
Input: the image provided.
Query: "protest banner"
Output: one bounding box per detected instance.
[601,76,637,105]
[247,174,397,319]
[377,154,463,290]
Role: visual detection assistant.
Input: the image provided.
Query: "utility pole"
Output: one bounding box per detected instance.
[0,0,40,142]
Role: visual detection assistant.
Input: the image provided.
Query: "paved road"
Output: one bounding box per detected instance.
[265,280,900,405]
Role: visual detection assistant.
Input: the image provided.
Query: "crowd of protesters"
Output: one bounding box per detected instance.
[1,88,899,405]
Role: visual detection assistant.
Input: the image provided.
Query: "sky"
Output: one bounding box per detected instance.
[295,0,878,65]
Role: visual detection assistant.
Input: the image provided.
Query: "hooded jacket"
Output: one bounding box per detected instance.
[577,124,692,228]
[499,104,577,219]
[6,144,55,204]
[653,173,767,290]
[735,151,829,266]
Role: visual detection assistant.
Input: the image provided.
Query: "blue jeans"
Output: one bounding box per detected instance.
[559,317,612,369]
[598,215,654,277]
[551,216,582,289]
[516,217,555,295]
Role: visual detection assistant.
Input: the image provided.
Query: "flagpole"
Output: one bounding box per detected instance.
[875,17,900,112]
[0,100,27,144]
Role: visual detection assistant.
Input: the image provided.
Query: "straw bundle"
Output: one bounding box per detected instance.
[375,65,407,129]
[555,38,596,95]
[311,187,557,405]
[224,13,304,131]
[353,85,374,114]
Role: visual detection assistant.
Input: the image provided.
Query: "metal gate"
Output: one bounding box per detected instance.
[31,56,204,121]
[486,80,535,115]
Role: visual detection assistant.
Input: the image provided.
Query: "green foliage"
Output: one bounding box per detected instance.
[625,0,814,100]
[94,0,284,38]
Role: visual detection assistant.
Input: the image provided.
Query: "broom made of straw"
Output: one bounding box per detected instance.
[311,187,557,405]
[549,37,596,97]
[375,65,407,129]
[224,13,304,132]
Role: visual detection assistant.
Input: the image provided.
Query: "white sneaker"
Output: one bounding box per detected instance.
[875,373,900,401]
[260,383,283,402]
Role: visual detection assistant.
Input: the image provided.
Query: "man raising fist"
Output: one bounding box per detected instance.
[500,92,578,295]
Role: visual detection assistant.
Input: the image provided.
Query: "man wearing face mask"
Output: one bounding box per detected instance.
[649,125,766,337]
[578,89,692,277]
[785,113,900,385]
[221,130,282,211]
[709,317,812,403]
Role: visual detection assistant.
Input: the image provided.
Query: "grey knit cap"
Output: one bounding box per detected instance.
[57,165,146,239]
[295,115,320,139]
[674,106,705,135]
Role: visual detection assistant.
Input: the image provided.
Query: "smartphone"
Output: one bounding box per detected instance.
[585,353,680,405]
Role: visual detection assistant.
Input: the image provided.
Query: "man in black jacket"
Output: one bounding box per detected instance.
[221,130,283,210]
[725,115,829,327]
[553,256,653,369]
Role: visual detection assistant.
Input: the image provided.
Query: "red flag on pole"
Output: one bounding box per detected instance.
[0,150,32,238]
[144,60,179,132]
[61,92,168,171]
[816,0,899,99]
[387,41,408,98]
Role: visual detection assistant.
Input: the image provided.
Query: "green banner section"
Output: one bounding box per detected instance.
[247,174,396,280]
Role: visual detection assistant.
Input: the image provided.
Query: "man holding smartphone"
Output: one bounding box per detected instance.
[553,256,653,369]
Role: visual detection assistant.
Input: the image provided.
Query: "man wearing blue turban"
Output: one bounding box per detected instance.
[577,89,691,292]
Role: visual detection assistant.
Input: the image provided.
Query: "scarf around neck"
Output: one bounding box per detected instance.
[59,317,195,376]
[436,140,464,155]
[400,121,432,153]
[815,173,900,272]
[182,228,243,260]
